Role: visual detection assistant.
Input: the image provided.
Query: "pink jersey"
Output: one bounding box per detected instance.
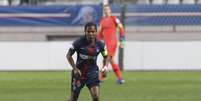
[98,16,118,46]
[98,16,125,56]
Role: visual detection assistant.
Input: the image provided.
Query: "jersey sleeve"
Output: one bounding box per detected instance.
[72,39,80,51]
[114,16,125,40]
[69,39,80,55]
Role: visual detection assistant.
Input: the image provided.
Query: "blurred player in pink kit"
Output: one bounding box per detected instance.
[97,4,126,84]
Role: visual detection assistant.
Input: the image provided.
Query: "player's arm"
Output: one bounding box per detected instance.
[66,45,81,76]
[102,50,110,65]
[115,18,126,47]
[100,45,110,73]
[66,47,76,70]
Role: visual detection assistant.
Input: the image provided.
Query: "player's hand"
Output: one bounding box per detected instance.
[119,41,125,48]
[101,65,108,73]
[73,68,81,78]
[119,36,126,48]
[101,65,108,77]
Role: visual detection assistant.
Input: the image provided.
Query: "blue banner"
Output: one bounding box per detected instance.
[0,5,102,26]
[1,4,201,26]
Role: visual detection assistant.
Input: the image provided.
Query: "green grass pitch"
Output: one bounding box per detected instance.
[0,71,201,101]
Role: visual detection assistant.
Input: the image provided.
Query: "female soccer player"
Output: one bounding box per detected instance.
[66,22,110,101]
[98,4,126,84]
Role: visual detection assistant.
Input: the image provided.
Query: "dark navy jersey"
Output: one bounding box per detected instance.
[69,36,107,79]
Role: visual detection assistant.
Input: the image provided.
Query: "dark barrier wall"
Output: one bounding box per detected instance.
[111,4,201,26]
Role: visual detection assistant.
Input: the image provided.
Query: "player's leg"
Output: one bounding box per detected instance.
[87,71,100,101]
[69,72,84,101]
[70,91,80,101]
[109,45,125,84]
[89,86,100,101]
[110,56,125,84]
[99,44,116,81]
[70,80,84,101]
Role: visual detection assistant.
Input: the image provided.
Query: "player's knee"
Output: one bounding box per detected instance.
[92,93,99,101]
[92,96,99,101]
[71,98,78,101]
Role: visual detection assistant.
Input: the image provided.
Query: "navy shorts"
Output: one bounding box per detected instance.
[71,71,100,93]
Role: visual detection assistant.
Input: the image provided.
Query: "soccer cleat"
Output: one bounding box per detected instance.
[116,79,125,84]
